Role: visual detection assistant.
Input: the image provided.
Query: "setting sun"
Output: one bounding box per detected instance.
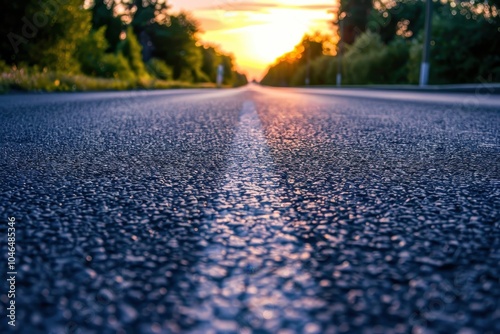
[170,0,335,79]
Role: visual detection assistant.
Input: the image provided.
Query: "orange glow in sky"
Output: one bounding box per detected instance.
[170,0,335,80]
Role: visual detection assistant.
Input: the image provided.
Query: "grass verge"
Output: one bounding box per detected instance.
[0,69,216,93]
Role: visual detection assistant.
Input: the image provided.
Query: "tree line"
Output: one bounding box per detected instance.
[261,0,499,86]
[1,0,248,90]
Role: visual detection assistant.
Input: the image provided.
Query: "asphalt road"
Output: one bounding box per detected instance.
[0,85,499,334]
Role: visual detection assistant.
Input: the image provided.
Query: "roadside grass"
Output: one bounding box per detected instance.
[0,69,217,93]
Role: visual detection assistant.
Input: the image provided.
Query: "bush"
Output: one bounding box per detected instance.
[118,27,149,79]
[78,26,159,82]
[147,58,173,80]
[291,56,333,86]
[341,32,409,85]
[179,68,194,83]
[97,53,136,81]
[311,56,334,85]
[76,27,109,76]
[385,39,410,84]
[192,68,211,83]
[290,66,307,86]
[21,0,92,74]
[0,60,10,73]
[407,38,423,84]
[428,13,500,84]
[0,67,216,93]
[326,57,341,85]
[233,72,248,87]
[342,32,385,84]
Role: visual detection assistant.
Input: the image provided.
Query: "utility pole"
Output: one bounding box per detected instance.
[419,0,433,87]
[336,18,344,87]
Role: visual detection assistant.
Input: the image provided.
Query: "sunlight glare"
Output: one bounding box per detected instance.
[201,7,331,79]
[170,0,335,79]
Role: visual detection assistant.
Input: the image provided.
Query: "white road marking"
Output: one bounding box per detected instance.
[185,101,322,333]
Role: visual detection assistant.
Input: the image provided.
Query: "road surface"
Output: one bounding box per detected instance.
[1,85,499,333]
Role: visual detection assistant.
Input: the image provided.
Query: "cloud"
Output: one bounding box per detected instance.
[197,17,230,31]
[197,16,267,32]
[198,1,333,13]
[198,1,277,13]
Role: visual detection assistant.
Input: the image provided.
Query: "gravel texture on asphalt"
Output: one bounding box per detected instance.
[0,86,499,334]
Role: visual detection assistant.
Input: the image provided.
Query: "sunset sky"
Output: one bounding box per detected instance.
[169,0,335,80]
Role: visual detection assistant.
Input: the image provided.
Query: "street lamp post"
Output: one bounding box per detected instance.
[419,0,433,87]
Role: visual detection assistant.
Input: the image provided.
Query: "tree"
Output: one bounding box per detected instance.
[200,45,219,82]
[1,0,91,73]
[119,27,149,79]
[370,0,426,43]
[334,0,373,45]
[429,5,500,84]
[145,12,204,80]
[91,0,124,52]
[0,0,28,64]
[261,34,329,86]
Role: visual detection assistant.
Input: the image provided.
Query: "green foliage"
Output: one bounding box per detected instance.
[406,6,500,84]
[3,0,498,90]
[341,31,385,84]
[369,0,426,43]
[138,12,202,80]
[91,0,124,52]
[76,27,109,76]
[263,0,499,86]
[76,27,135,81]
[342,32,409,85]
[147,58,173,80]
[428,8,500,84]
[261,34,329,86]
[0,60,10,73]
[284,33,410,87]
[261,60,297,87]
[345,31,384,59]
[233,72,249,87]
[335,0,373,44]
[1,0,92,73]
[0,66,216,93]
[0,0,247,90]
[199,45,243,85]
[97,53,136,81]
[407,38,423,84]
[291,56,335,86]
[30,0,91,73]
[200,46,220,82]
[219,54,235,85]
[118,27,149,79]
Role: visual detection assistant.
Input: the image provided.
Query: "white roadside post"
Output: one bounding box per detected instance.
[336,18,344,87]
[306,40,311,86]
[217,64,224,88]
